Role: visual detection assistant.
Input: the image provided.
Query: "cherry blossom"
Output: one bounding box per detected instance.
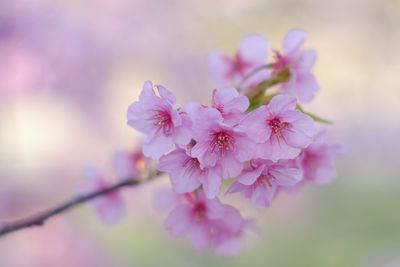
[273,29,319,102]
[164,192,251,256]
[191,107,255,178]
[297,131,341,185]
[158,148,222,199]
[91,29,339,256]
[227,159,302,208]
[0,29,340,257]
[81,166,125,225]
[112,149,148,181]
[211,87,249,125]
[127,81,191,160]
[242,94,316,161]
[207,35,270,91]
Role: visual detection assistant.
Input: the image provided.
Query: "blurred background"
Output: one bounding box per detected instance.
[0,0,399,266]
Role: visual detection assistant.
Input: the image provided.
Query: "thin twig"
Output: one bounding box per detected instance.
[0,173,161,238]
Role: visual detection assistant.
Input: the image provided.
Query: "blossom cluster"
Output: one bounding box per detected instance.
[84,29,339,256]
[124,29,340,255]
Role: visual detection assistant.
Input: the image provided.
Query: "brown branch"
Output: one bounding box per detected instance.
[0,174,161,238]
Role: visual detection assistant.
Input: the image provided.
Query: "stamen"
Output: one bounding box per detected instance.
[268,117,288,138]
[216,133,232,149]
[272,50,289,75]
[153,111,171,126]
[254,174,275,188]
[210,131,234,156]
[193,202,207,220]
[152,110,172,135]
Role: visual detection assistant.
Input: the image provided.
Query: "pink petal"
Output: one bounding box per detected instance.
[174,169,202,194]
[220,154,243,178]
[81,166,125,225]
[181,101,203,121]
[284,115,315,148]
[156,188,180,211]
[238,35,269,66]
[226,182,246,194]
[188,223,209,250]
[241,106,271,143]
[169,108,182,127]
[214,236,242,256]
[127,101,155,134]
[213,87,249,113]
[158,149,201,193]
[283,130,313,149]
[192,140,218,168]
[207,52,233,86]
[311,160,337,184]
[250,185,272,208]
[269,166,302,186]
[267,94,297,115]
[156,84,176,105]
[297,49,317,72]
[142,133,174,160]
[266,135,302,161]
[237,164,264,185]
[192,108,223,138]
[205,197,226,220]
[164,205,192,237]
[157,149,184,173]
[295,73,319,103]
[221,206,247,232]
[138,81,156,102]
[202,170,222,199]
[233,131,256,162]
[283,29,308,55]
[93,195,125,225]
[309,130,326,147]
[172,113,192,146]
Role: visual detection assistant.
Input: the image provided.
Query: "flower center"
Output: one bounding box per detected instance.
[193,202,207,220]
[268,117,288,138]
[254,174,275,188]
[262,175,274,187]
[154,110,171,126]
[212,131,234,153]
[272,50,289,75]
[153,110,172,135]
[183,157,201,169]
[224,53,253,78]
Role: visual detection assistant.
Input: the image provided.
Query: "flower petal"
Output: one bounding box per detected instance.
[283,29,307,55]
[239,35,269,66]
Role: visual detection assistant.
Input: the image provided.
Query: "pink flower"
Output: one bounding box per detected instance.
[112,149,149,181]
[164,192,251,256]
[81,166,125,225]
[212,87,249,125]
[191,107,255,178]
[207,35,270,91]
[273,29,319,103]
[242,94,316,162]
[227,159,302,208]
[158,148,222,198]
[127,81,191,160]
[298,131,341,185]
[210,205,253,256]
